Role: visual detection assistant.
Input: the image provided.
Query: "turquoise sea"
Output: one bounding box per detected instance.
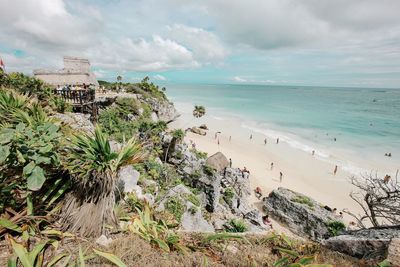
[165,84,400,174]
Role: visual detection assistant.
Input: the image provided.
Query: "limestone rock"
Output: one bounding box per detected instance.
[322,227,400,259]
[118,165,140,193]
[206,152,229,172]
[54,112,94,134]
[96,235,113,247]
[263,187,340,241]
[199,124,208,130]
[190,127,207,136]
[388,238,400,266]
[181,209,214,232]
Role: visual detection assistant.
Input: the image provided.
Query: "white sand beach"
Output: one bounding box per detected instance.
[170,103,366,224]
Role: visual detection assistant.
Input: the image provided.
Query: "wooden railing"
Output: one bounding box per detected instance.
[54,88,95,105]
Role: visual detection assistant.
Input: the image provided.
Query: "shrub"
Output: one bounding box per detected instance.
[327,220,346,236]
[172,129,185,141]
[190,149,207,160]
[203,165,215,176]
[226,219,248,233]
[223,188,235,205]
[0,121,62,213]
[165,196,185,222]
[291,195,314,208]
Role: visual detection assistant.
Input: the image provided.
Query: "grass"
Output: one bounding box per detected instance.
[327,220,346,236]
[223,188,235,206]
[185,193,201,207]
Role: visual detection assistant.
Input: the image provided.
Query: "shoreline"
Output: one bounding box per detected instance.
[170,102,370,223]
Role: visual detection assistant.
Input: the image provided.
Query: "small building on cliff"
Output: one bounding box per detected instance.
[33,56,99,88]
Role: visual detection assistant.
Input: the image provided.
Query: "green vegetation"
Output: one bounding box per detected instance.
[292,195,314,208]
[223,187,235,206]
[165,196,186,222]
[203,164,215,176]
[226,219,248,233]
[327,220,346,237]
[185,193,201,207]
[190,148,208,159]
[60,126,145,236]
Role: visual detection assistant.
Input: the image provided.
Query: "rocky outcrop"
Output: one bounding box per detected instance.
[181,209,214,232]
[206,152,229,172]
[143,97,179,123]
[263,187,341,241]
[54,112,94,133]
[199,124,208,130]
[190,127,207,136]
[118,165,140,193]
[322,227,400,259]
[388,238,400,266]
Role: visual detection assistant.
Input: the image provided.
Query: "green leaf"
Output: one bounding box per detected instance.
[7,256,17,267]
[78,246,85,267]
[0,145,10,164]
[154,238,170,252]
[16,150,26,164]
[47,253,68,267]
[93,249,127,267]
[46,182,70,208]
[299,256,314,265]
[10,239,31,267]
[23,161,36,176]
[27,166,46,191]
[377,260,391,267]
[273,256,289,267]
[27,242,46,265]
[0,218,22,233]
[27,193,33,215]
[39,144,53,154]
[277,247,299,258]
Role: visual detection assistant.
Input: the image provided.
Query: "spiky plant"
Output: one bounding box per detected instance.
[0,89,29,126]
[60,126,145,236]
[192,105,206,118]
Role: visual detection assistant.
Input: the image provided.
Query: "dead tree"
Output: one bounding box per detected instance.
[346,171,399,228]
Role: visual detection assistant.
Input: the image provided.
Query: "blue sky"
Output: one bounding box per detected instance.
[1,0,400,88]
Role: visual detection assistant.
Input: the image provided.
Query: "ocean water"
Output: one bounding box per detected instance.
[165,84,400,174]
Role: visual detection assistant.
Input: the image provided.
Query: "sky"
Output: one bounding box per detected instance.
[0,0,400,88]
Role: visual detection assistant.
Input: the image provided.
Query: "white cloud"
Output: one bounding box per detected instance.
[153,74,167,81]
[233,76,246,82]
[167,24,227,62]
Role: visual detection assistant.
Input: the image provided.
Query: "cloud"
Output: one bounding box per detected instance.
[167,24,227,62]
[153,74,167,81]
[233,76,246,82]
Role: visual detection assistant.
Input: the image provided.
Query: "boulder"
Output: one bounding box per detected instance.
[388,238,400,266]
[118,165,140,193]
[206,152,229,172]
[181,209,214,232]
[190,127,206,136]
[199,124,208,130]
[54,112,94,134]
[96,235,113,247]
[322,227,400,259]
[263,187,341,241]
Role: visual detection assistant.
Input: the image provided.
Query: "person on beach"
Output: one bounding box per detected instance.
[229,158,232,168]
[250,134,253,140]
[270,162,274,170]
[279,172,283,182]
[262,215,273,229]
[192,142,196,149]
[384,174,391,184]
[276,138,279,144]
[255,187,262,199]
[333,165,338,175]
[214,133,217,139]
[334,137,337,142]
[312,150,315,156]
[264,138,267,145]
[217,139,220,146]
[229,135,232,142]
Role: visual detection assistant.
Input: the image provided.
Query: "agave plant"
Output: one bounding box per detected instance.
[60,126,145,236]
[192,105,206,119]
